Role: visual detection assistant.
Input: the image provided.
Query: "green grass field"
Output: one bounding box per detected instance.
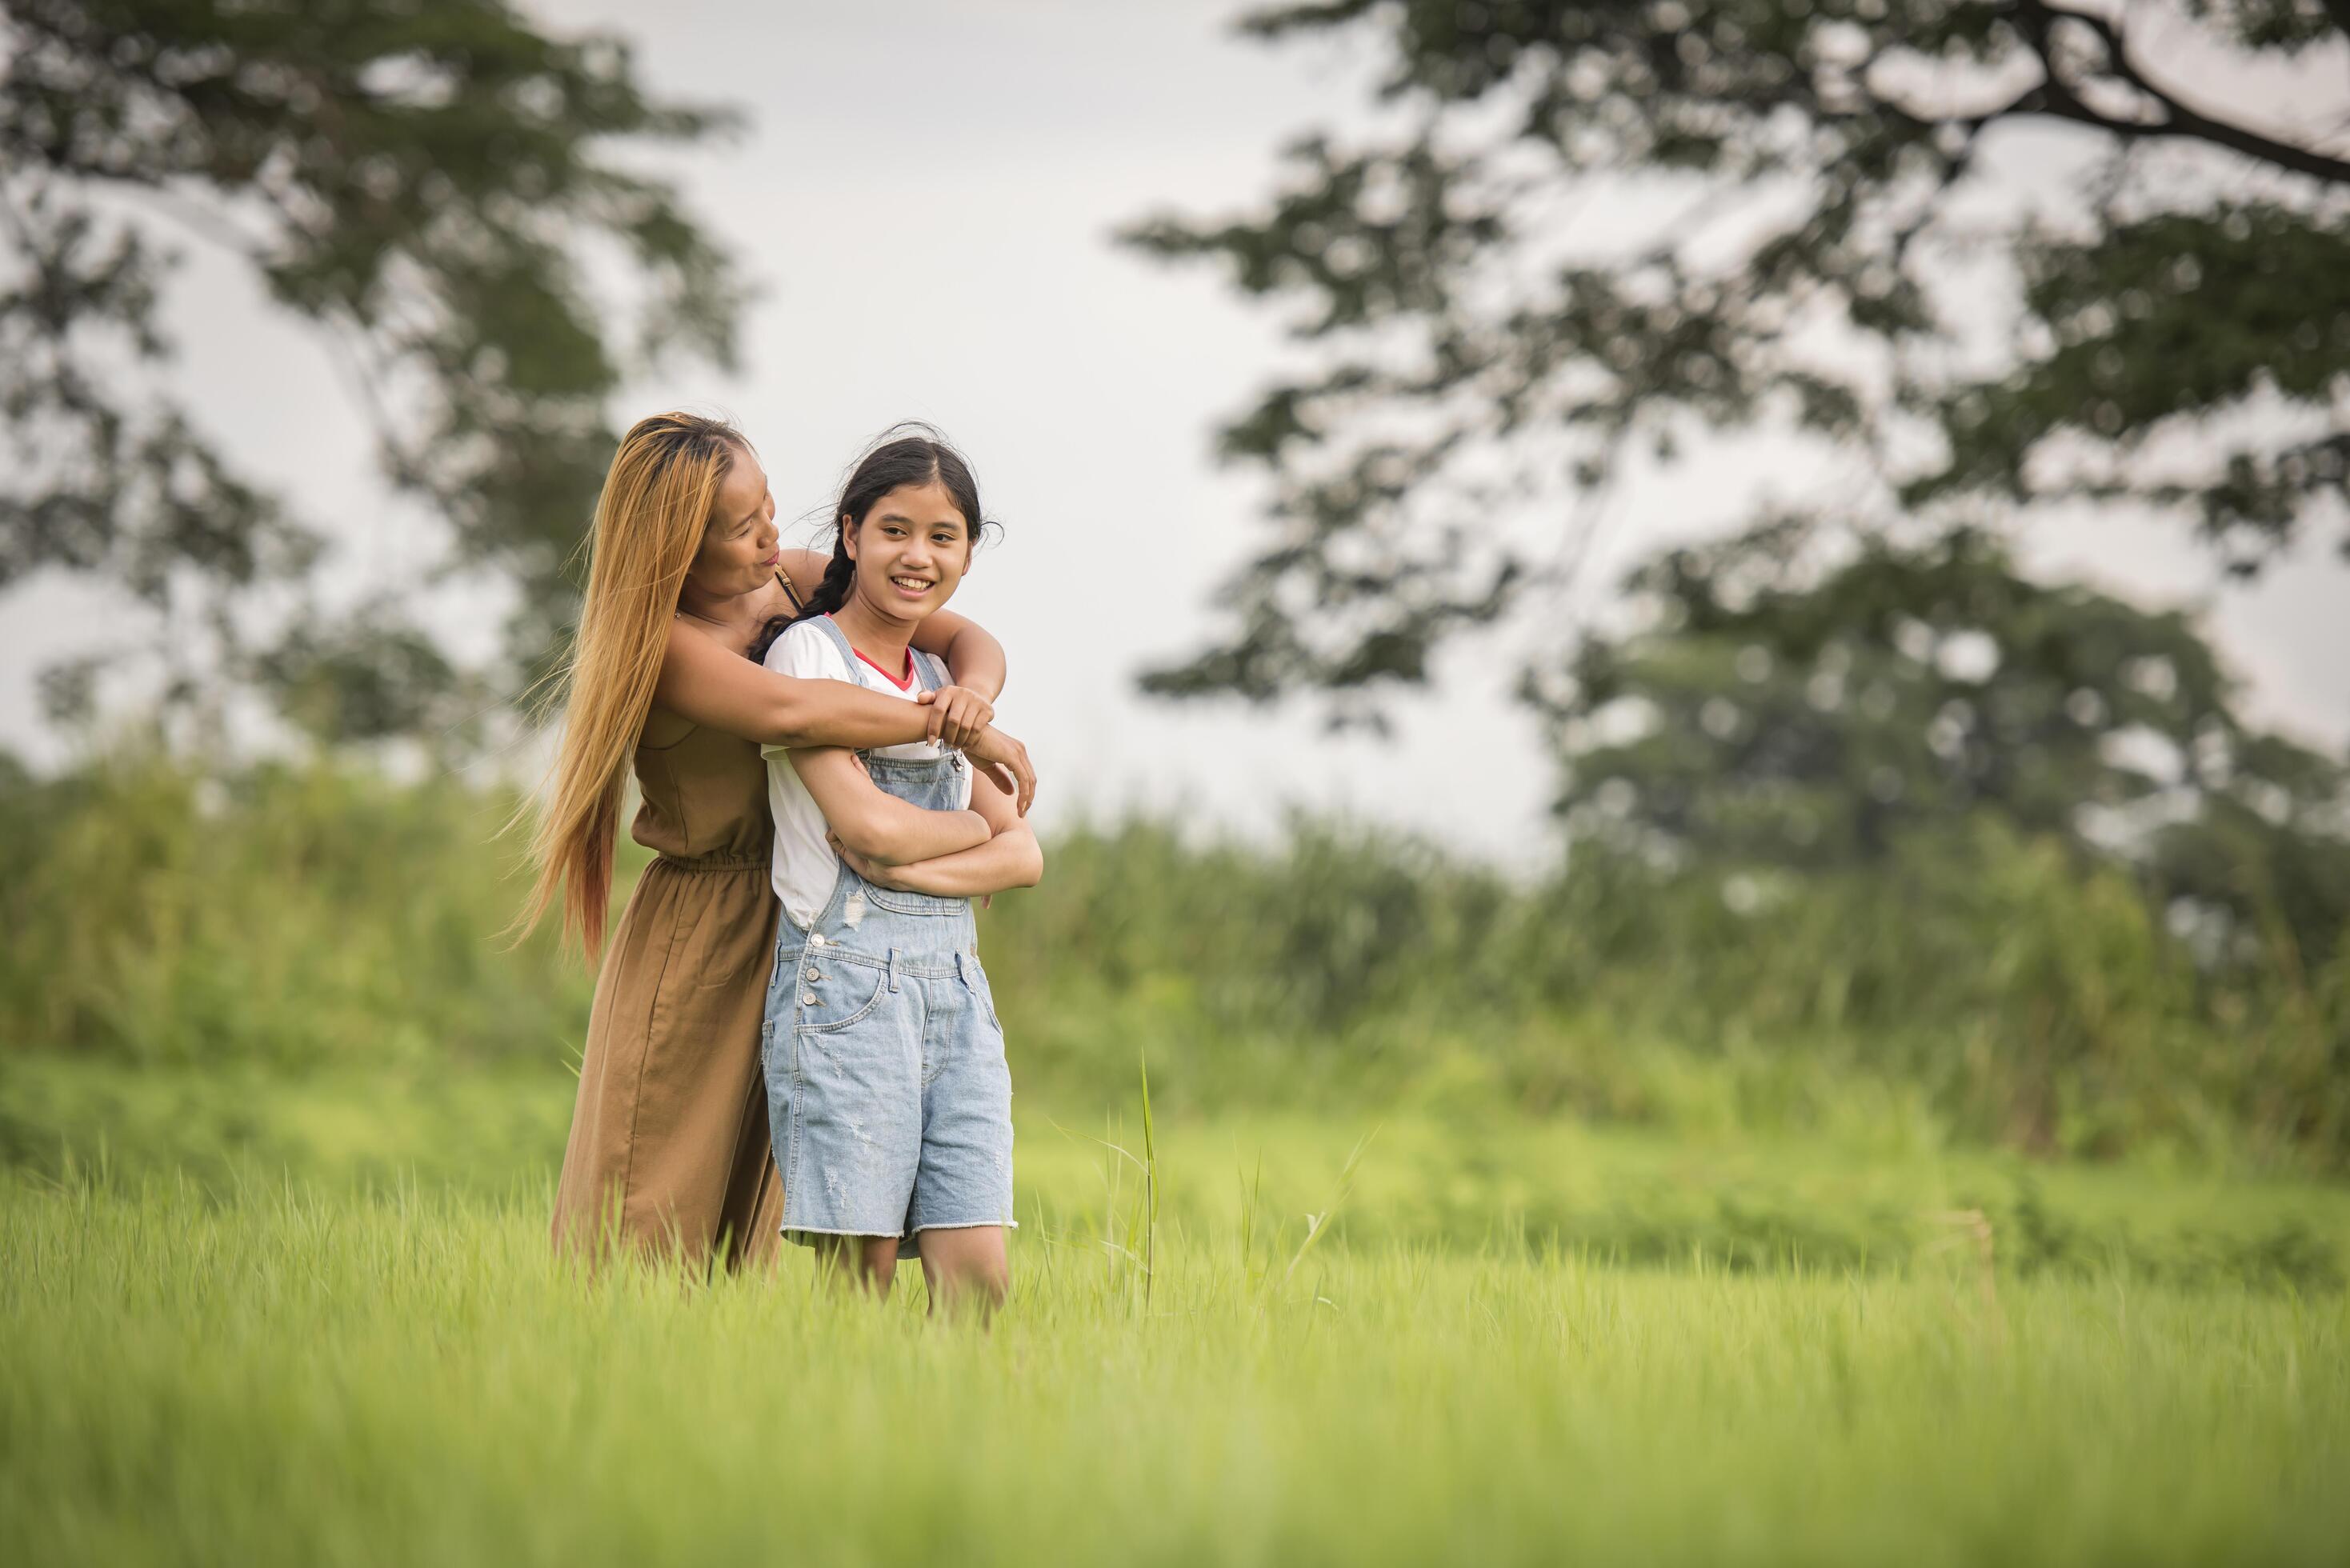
[5,1062,2348,1566]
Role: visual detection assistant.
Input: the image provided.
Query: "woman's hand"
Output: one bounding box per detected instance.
[963,726,1036,816]
[916,684,995,750]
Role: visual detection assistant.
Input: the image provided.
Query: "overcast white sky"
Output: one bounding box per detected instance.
[2,0,2343,859]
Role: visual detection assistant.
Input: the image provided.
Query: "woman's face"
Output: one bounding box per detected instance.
[843,481,972,622]
[685,446,779,599]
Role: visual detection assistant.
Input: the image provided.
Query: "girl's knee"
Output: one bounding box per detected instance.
[932,1246,1008,1312]
[959,1261,1008,1306]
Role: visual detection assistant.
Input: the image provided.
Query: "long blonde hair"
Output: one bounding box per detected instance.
[514,412,749,960]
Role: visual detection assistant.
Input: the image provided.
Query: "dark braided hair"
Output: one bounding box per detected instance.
[751,424,988,663]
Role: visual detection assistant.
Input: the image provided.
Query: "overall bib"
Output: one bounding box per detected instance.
[759,618,1015,1252]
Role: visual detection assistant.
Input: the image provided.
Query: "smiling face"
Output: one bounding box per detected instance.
[683,443,779,599]
[842,479,972,622]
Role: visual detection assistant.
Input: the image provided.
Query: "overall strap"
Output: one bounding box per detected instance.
[908,649,967,775]
[803,612,862,674]
[810,613,938,694]
[808,616,953,766]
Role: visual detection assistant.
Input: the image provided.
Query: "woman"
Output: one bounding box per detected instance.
[518,412,1035,1271]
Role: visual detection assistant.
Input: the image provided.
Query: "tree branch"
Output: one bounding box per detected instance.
[2015,0,2350,186]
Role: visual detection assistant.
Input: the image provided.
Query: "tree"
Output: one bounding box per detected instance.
[1123,0,2350,715]
[1,0,746,745]
[1531,517,2350,960]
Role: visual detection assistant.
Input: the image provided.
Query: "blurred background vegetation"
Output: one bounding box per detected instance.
[2,716,2341,1179]
[2,0,2344,1215]
[6,23,2347,1566]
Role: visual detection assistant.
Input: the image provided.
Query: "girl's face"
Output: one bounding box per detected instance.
[843,481,971,621]
[685,446,779,598]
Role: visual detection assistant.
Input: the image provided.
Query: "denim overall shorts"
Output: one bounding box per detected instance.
[759,619,1015,1253]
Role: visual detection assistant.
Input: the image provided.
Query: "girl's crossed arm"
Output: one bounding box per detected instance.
[788,747,991,867]
[831,767,1042,898]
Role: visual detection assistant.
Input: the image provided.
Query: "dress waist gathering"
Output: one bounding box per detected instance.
[650,851,771,874]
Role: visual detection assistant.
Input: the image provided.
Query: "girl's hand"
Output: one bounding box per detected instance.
[828,834,990,906]
[828,831,911,890]
[917,685,995,750]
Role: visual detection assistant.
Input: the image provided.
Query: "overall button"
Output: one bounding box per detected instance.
[801,992,818,1006]
[804,966,822,981]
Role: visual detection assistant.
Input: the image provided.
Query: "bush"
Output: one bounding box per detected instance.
[0,754,595,1070]
[2,753,2342,1170]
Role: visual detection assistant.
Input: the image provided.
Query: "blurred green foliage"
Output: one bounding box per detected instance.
[2,0,746,737]
[6,1056,2344,1294]
[1126,1,2350,716]
[1525,522,2350,974]
[3,749,2341,1172]
[0,750,589,1070]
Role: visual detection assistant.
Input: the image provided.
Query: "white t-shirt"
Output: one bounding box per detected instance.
[760,618,973,930]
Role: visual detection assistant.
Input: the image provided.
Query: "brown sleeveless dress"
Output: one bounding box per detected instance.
[550,713,784,1270]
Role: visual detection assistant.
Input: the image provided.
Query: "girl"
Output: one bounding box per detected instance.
[755,429,1041,1313]
[522,412,1037,1272]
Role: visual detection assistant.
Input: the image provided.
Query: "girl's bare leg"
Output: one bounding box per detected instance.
[916,1226,1008,1318]
[809,1234,901,1298]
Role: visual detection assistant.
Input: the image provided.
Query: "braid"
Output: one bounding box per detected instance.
[799,546,859,623]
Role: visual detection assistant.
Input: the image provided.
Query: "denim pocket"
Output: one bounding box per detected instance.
[864,886,966,918]
[795,961,891,1035]
[962,962,1003,1034]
